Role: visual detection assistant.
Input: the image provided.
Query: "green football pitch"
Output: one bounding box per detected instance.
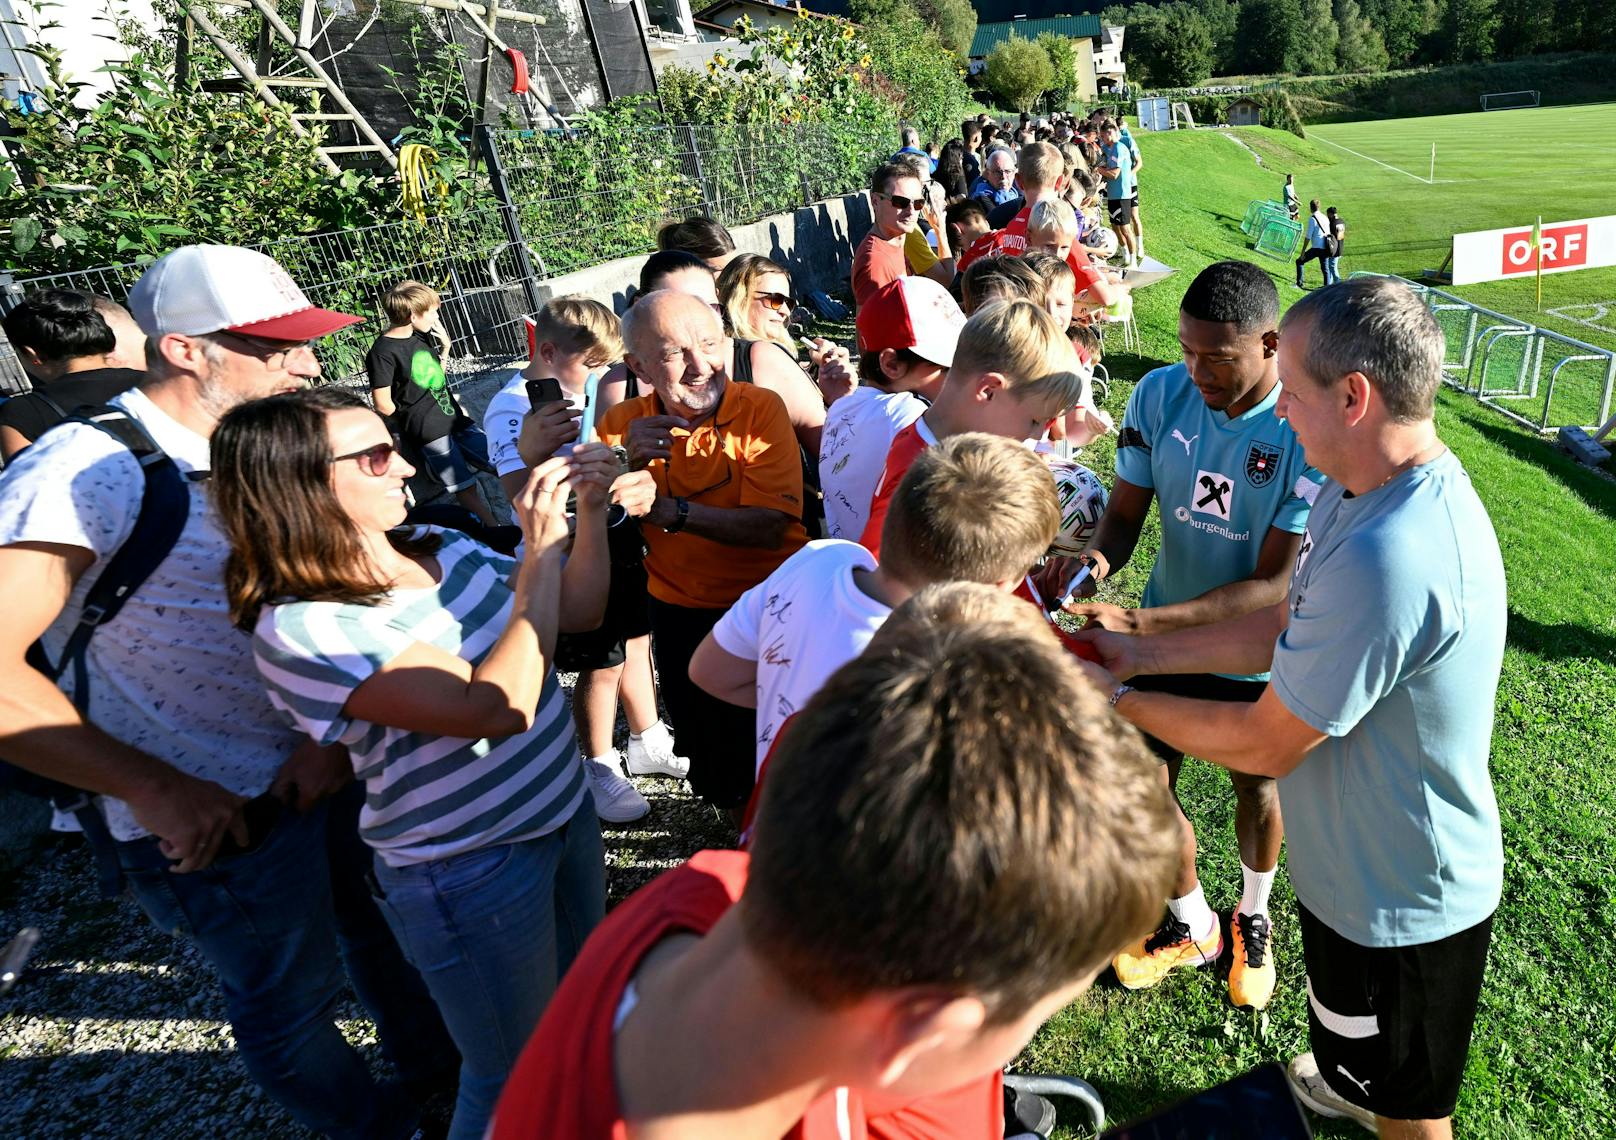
[1237,103,1616,427]
[1284,103,1616,356]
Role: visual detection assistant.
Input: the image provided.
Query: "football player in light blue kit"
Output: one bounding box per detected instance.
[1040,261,1320,1011]
[1079,277,1504,1140]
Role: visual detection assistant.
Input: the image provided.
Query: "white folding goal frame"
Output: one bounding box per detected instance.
[1480,90,1541,111]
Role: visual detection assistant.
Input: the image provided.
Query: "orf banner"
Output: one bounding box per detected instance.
[1451,215,1616,285]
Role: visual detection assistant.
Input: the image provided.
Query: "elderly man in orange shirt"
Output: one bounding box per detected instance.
[600,291,808,820]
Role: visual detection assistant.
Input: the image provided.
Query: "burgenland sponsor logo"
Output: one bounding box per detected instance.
[1173,504,1251,542]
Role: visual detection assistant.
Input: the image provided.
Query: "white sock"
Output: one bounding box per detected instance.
[1166,884,1217,940]
[631,721,670,747]
[586,752,622,772]
[1238,862,1276,918]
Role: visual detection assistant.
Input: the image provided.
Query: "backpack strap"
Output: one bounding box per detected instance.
[42,407,192,708]
[36,405,190,896]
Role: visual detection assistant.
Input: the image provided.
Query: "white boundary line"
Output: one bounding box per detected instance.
[1310,133,1454,184]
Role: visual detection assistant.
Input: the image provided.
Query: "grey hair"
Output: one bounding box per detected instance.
[620,289,720,359]
[900,124,920,146]
[1280,277,1443,423]
[986,144,1017,167]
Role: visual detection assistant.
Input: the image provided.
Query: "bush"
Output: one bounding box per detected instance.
[0,45,379,273]
[984,35,1054,113]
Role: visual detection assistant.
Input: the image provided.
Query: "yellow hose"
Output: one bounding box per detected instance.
[398,143,447,225]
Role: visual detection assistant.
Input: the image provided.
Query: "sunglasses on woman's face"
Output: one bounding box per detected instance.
[754,291,794,314]
[331,441,398,476]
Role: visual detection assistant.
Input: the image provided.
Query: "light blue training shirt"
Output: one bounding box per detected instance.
[1270,449,1506,948]
[1115,362,1320,681]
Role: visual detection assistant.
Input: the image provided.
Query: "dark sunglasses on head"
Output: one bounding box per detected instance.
[331,441,398,476]
[878,191,926,212]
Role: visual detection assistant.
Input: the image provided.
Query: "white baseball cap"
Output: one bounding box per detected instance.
[130,244,362,341]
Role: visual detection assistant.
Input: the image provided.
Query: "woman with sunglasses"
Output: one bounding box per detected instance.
[211,387,617,1140]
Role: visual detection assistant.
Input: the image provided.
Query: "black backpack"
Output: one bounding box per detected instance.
[4,405,191,894]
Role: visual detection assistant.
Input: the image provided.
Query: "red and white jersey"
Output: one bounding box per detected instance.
[858,417,939,556]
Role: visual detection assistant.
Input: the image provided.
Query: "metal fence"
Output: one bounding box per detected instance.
[1351,272,1616,434]
[0,121,883,394]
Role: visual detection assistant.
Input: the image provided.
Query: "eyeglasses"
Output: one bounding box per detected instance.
[330,441,398,476]
[753,291,794,314]
[212,329,316,370]
[877,192,925,212]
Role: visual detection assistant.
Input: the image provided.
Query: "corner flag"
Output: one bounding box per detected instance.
[1532,216,1543,310]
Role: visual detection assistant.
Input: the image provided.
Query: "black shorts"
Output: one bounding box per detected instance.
[1298,902,1493,1121]
[1130,673,1265,764]
[553,559,651,672]
[1106,197,1136,226]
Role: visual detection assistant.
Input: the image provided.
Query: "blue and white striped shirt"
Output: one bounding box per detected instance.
[253,530,585,867]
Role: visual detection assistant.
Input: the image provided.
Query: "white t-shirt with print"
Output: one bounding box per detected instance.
[0,388,301,840]
[483,370,582,477]
[710,540,891,773]
[818,386,926,540]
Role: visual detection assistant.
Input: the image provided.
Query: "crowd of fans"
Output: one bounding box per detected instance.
[0,111,1500,1140]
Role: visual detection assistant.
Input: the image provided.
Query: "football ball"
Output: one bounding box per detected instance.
[1048,460,1108,557]
[1084,228,1119,260]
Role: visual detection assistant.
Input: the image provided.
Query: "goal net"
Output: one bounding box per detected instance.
[1170,101,1195,129]
[1480,90,1540,111]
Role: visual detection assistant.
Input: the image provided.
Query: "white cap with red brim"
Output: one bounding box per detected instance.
[130,244,363,341]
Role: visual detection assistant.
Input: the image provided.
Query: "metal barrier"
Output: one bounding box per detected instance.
[1349,271,1616,433]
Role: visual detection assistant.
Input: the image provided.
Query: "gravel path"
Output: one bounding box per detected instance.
[0,765,728,1138]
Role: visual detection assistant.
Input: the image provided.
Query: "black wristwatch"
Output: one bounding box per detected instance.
[662,496,690,534]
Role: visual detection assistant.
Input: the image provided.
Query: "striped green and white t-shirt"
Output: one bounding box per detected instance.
[252,529,586,867]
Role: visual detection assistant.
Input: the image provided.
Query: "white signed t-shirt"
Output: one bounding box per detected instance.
[710,540,890,773]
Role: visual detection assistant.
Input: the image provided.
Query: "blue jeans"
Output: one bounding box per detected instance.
[1325,256,1342,284]
[119,784,457,1139]
[370,804,605,1140]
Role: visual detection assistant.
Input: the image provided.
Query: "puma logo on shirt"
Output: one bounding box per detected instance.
[1171,428,1199,454]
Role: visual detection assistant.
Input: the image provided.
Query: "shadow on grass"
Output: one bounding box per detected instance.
[1506,611,1616,664]
[1458,413,1616,521]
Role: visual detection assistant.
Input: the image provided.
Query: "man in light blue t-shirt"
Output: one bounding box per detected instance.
[1040,261,1319,1013]
[1097,119,1140,266]
[1081,276,1505,1139]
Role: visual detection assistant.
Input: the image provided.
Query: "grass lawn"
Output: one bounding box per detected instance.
[988,126,1616,1137]
[1238,105,1616,428]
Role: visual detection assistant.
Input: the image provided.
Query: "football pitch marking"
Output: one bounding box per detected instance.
[1309,133,1453,184]
[1547,302,1616,338]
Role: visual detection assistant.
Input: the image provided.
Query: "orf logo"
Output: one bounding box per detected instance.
[1501,224,1589,276]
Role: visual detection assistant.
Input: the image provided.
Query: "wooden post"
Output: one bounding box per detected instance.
[175,11,195,89]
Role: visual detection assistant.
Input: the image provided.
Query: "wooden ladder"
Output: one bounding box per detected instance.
[181,0,397,174]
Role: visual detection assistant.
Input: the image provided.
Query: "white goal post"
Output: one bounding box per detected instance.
[1480,90,1541,111]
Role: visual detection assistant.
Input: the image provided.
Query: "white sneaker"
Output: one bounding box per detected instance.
[1287,1052,1379,1134]
[585,756,650,823]
[625,723,690,779]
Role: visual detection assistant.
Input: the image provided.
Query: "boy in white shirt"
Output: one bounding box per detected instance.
[819,277,965,540]
[689,432,1061,781]
[483,297,686,825]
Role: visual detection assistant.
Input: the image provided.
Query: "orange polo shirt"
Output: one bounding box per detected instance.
[598,380,808,610]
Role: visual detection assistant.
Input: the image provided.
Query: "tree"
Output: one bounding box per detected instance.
[1192,0,1241,74]
[1361,0,1433,65]
[1290,0,1341,73]
[1335,0,1391,70]
[1038,32,1078,110]
[1436,0,1501,61]
[915,0,977,59]
[984,35,1054,112]
[1134,3,1215,87]
[1234,0,1301,73]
